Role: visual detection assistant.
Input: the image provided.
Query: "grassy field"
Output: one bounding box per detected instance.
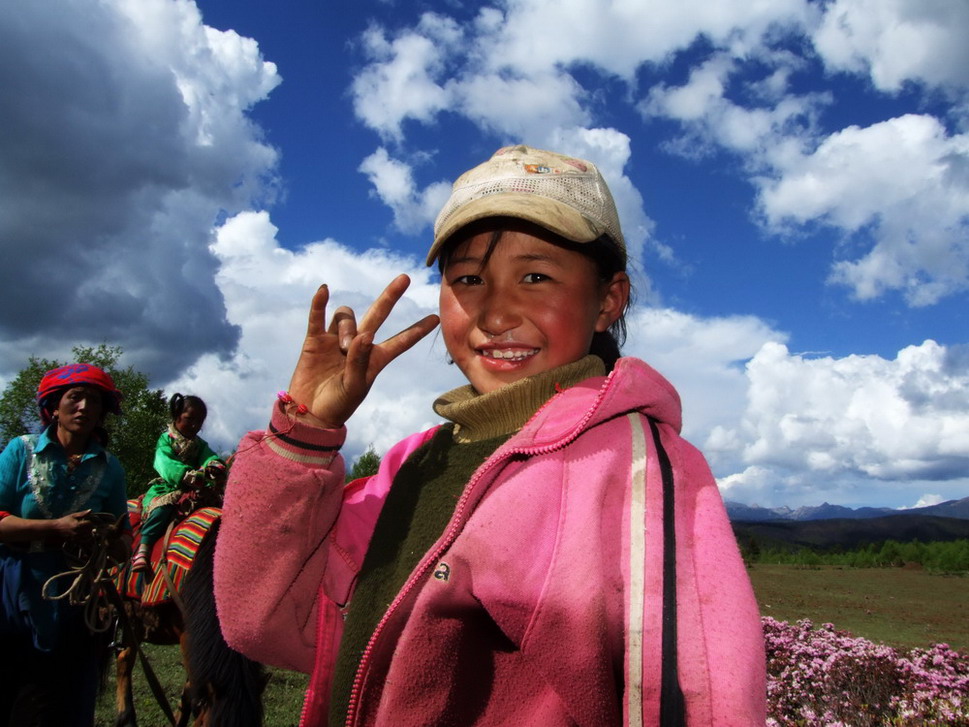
[95,644,309,726]
[748,563,969,652]
[95,565,968,726]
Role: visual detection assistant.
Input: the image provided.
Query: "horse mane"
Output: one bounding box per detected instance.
[182,519,268,726]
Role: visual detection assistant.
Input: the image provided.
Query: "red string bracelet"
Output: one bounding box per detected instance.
[277,391,309,415]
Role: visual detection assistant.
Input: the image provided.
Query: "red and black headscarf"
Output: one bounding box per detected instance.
[36,363,123,426]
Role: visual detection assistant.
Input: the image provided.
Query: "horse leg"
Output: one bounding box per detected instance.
[174,629,195,727]
[178,624,217,727]
[114,643,138,727]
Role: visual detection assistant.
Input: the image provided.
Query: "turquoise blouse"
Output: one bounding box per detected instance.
[0,424,128,650]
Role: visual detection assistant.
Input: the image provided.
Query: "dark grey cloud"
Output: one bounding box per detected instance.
[0,1,280,381]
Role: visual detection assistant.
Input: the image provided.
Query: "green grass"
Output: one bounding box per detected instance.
[748,563,969,652]
[96,565,968,725]
[95,643,185,727]
[94,644,308,727]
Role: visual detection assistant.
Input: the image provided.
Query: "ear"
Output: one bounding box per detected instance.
[595,272,630,332]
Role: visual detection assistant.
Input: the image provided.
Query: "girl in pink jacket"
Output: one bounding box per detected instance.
[214,145,766,726]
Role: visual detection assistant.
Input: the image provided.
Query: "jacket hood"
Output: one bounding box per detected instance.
[513,357,682,451]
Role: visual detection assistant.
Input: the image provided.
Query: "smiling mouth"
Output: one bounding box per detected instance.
[479,348,539,361]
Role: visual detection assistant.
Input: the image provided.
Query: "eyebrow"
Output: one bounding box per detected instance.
[514,252,563,265]
[447,252,564,267]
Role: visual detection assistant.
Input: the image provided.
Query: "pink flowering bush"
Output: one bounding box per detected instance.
[763,617,969,726]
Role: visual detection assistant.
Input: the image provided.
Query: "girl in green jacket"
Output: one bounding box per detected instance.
[132,393,225,572]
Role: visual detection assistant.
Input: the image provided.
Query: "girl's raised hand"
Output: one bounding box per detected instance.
[287,275,440,428]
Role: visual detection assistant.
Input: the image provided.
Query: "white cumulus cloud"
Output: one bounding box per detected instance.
[713,340,969,505]
[358,148,453,236]
[812,0,969,93]
[758,115,969,305]
[350,15,460,142]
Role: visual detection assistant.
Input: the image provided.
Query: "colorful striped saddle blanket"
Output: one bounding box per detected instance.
[116,498,221,606]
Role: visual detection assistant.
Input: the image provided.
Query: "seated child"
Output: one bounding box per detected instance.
[132,393,225,572]
[215,145,767,725]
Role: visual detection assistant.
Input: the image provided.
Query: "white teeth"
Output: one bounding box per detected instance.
[485,349,536,361]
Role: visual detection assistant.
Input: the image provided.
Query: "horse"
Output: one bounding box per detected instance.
[111,497,267,727]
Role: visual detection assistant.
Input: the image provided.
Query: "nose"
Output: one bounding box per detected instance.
[478,281,522,336]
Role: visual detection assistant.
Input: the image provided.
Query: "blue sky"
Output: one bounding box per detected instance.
[1,0,967,509]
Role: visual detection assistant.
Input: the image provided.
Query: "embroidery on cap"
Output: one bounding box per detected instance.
[524,164,552,174]
[433,562,451,582]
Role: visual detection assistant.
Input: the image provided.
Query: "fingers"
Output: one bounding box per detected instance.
[379,314,441,360]
[305,284,330,337]
[307,275,411,352]
[329,307,358,353]
[295,276,438,405]
[347,313,440,389]
[68,513,95,539]
[341,331,374,398]
[357,274,411,337]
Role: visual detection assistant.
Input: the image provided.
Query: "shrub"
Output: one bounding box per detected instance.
[764,617,969,726]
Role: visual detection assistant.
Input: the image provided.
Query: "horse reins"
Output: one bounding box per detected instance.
[41,512,180,727]
[40,512,125,633]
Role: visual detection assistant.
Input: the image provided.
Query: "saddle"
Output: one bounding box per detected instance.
[117,496,221,606]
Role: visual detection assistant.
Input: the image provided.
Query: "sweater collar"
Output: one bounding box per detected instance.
[433,355,606,443]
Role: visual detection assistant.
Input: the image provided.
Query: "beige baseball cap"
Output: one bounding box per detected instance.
[427,145,626,266]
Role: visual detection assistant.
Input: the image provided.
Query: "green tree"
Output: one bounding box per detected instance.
[877,540,904,568]
[739,535,761,567]
[346,445,381,483]
[0,344,168,497]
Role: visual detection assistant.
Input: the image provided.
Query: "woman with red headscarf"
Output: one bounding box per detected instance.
[0,363,131,727]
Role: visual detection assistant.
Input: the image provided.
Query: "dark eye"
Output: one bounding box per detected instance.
[522,273,551,283]
[454,274,483,286]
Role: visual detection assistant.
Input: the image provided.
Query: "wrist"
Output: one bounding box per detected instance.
[277,392,340,429]
[267,398,345,467]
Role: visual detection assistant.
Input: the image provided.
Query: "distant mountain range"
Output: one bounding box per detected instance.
[732,514,969,552]
[725,495,969,522]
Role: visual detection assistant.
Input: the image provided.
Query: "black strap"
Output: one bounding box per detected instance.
[648,418,686,727]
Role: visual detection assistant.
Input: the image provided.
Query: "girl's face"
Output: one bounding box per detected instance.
[175,405,205,439]
[440,226,628,394]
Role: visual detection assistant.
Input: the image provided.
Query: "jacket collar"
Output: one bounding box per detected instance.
[512,357,683,451]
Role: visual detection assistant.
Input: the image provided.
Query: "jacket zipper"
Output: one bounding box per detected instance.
[342,371,619,726]
[343,447,507,727]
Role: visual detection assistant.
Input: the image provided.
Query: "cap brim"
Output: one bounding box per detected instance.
[426,193,604,266]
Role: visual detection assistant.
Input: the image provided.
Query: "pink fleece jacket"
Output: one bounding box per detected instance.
[214,357,766,726]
